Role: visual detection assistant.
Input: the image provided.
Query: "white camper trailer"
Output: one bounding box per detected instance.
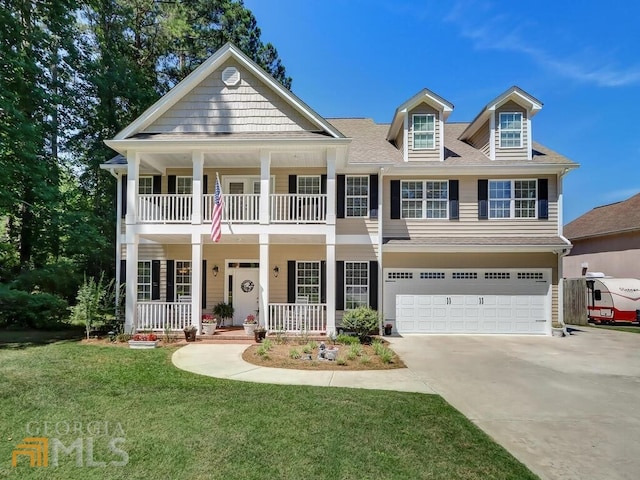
[586,278,640,324]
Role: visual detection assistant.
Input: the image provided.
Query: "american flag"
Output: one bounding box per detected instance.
[210,174,223,242]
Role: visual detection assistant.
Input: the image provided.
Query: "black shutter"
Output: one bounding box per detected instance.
[288,176,297,220]
[288,175,297,194]
[337,175,345,218]
[320,261,326,304]
[336,261,345,310]
[203,175,208,195]
[152,175,161,194]
[369,174,379,219]
[202,260,207,309]
[120,259,126,285]
[449,180,459,220]
[151,260,160,300]
[478,179,488,220]
[287,261,296,303]
[538,179,549,220]
[166,260,175,302]
[320,175,327,194]
[168,175,176,194]
[390,180,401,219]
[121,174,127,218]
[369,260,378,310]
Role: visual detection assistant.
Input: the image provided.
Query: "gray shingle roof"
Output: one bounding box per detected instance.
[327,118,403,163]
[564,193,640,240]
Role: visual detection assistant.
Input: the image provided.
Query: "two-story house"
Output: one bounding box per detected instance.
[101,43,577,336]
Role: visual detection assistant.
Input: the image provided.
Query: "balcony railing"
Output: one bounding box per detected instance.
[267,303,326,333]
[138,194,192,223]
[136,302,191,331]
[136,193,327,224]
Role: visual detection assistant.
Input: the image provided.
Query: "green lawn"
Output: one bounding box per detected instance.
[0,334,537,479]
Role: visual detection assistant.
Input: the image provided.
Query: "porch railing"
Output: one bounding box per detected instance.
[203,193,260,223]
[270,194,326,223]
[137,194,192,223]
[267,303,326,333]
[136,302,192,331]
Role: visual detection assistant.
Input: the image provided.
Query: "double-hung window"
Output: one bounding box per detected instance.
[175,261,192,297]
[139,176,153,194]
[489,180,537,218]
[137,261,151,301]
[413,114,436,149]
[499,112,523,148]
[401,180,448,219]
[345,175,368,217]
[345,261,368,309]
[296,261,320,303]
[297,176,320,195]
[176,176,192,194]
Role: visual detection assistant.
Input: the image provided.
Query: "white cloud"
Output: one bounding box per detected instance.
[445,1,640,87]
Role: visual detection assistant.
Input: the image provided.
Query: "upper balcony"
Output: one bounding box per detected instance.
[136,193,327,224]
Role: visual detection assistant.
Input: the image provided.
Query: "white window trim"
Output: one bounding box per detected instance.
[401,180,449,220]
[175,260,192,297]
[297,175,321,194]
[296,261,320,304]
[345,261,369,310]
[138,176,153,194]
[488,179,538,219]
[137,260,151,301]
[498,112,523,149]
[412,113,436,150]
[345,175,369,218]
[176,176,193,195]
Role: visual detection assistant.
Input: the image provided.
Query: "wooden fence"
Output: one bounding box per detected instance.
[563,278,588,325]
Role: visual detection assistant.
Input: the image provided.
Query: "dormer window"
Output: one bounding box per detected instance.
[412,114,435,149]
[499,112,523,148]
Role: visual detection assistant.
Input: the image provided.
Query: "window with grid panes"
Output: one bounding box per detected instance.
[139,176,153,194]
[345,261,368,309]
[346,176,368,217]
[137,261,151,301]
[296,261,320,303]
[177,177,192,194]
[175,261,192,297]
[401,180,448,218]
[499,112,523,148]
[489,180,536,218]
[413,114,435,149]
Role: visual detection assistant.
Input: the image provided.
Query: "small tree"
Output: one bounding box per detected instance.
[341,306,380,343]
[70,273,113,339]
[213,302,234,326]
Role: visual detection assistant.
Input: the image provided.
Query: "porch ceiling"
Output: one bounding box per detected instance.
[138,233,327,245]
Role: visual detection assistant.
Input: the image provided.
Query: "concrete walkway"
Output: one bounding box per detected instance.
[172,343,435,394]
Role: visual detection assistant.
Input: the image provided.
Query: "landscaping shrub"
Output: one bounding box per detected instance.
[0,284,69,329]
[336,333,360,345]
[341,306,380,342]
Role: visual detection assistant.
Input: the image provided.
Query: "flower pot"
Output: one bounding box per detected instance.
[384,325,393,336]
[202,323,217,335]
[128,340,159,349]
[183,329,197,342]
[243,323,257,336]
[254,329,267,343]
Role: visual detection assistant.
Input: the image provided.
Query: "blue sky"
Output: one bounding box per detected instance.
[244,0,640,223]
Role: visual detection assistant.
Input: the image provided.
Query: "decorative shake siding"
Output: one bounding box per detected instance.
[143,59,317,134]
[494,100,529,161]
[407,104,441,161]
[467,119,491,157]
[383,175,558,238]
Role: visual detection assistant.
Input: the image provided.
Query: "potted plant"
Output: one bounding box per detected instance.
[128,332,159,349]
[254,325,267,343]
[243,313,257,336]
[183,325,197,342]
[213,302,234,327]
[551,322,566,337]
[201,314,217,335]
[383,323,393,336]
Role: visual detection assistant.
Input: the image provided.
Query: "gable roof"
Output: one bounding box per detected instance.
[459,86,543,141]
[386,88,454,141]
[113,43,344,140]
[564,192,640,240]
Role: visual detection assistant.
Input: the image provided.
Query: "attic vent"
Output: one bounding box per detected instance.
[222,67,240,86]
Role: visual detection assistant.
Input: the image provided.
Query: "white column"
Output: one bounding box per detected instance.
[126,151,140,224]
[259,234,269,328]
[191,233,202,331]
[326,148,336,225]
[115,173,123,317]
[125,234,138,333]
[325,233,336,333]
[259,150,271,225]
[192,150,204,224]
[377,168,384,329]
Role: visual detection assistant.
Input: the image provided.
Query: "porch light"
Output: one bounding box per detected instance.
[273,266,279,278]
[212,265,219,277]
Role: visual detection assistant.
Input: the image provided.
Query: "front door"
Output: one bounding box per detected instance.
[231,268,260,326]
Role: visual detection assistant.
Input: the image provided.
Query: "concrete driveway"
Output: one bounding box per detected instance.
[387,327,640,480]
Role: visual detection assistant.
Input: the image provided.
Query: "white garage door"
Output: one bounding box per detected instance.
[385,269,551,335]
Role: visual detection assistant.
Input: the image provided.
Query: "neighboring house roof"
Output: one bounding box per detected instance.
[386,88,455,141]
[460,86,543,142]
[328,119,576,169]
[564,193,640,240]
[112,43,344,140]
